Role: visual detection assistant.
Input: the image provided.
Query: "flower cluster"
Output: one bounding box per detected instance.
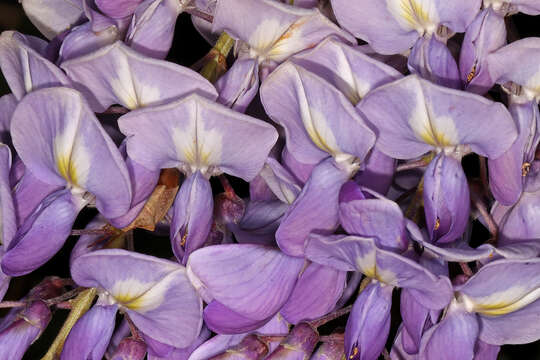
[0,0,540,359]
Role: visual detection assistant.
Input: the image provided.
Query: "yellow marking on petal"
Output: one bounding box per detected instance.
[57,153,78,186]
[462,286,540,316]
[349,347,359,359]
[180,231,188,247]
[522,162,531,177]
[434,217,440,230]
[467,63,477,84]
[111,278,164,312]
[387,0,438,34]
[419,127,455,148]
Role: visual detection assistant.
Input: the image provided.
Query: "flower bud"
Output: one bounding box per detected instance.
[0,301,51,360]
[110,338,147,360]
[209,334,269,360]
[266,323,319,360]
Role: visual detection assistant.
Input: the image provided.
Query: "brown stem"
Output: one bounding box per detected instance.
[258,335,287,343]
[478,156,489,197]
[470,191,498,243]
[45,288,83,306]
[100,105,129,115]
[126,230,135,251]
[185,6,214,23]
[459,262,473,277]
[319,333,345,343]
[309,305,352,328]
[0,300,27,308]
[124,313,144,341]
[71,228,114,236]
[396,158,428,172]
[219,174,235,196]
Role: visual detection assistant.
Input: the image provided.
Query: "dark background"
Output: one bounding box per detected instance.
[0,0,539,359]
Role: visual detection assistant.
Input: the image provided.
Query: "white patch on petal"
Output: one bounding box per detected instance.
[111,278,164,312]
[524,67,540,102]
[20,48,33,94]
[356,247,398,285]
[110,54,161,110]
[408,90,458,148]
[53,98,91,191]
[296,87,340,156]
[356,248,377,279]
[267,17,311,63]
[386,0,439,35]
[333,47,370,104]
[248,18,291,59]
[172,105,223,176]
[459,286,540,316]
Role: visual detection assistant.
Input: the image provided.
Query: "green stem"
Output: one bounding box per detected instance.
[199,32,235,83]
[41,288,97,360]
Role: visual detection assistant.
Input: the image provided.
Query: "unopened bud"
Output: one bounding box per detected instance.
[209,334,269,360]
[110,338,147,360]
[266,323,319,360]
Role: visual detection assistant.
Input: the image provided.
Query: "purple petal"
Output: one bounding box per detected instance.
[187,244,304,320]
[170,171,213,264]
[423,153,470,243]
[0,301,51,360]
[230,200,288,246]
[119,94,278,181]
[0,145,16,249]
[125,0,184,59]
[305,234,452,309]
[12,168,61,227]
[330,0,419,55]
[204,300,272,334]
[58,22,121,62]
[20,0,84,39]
[408,36,460,89]
[0,31,70,99]
[290,38,402,104]
[62,41,217,112]
[281,263,346,324]
[213,0,354,65]
[71,249,203,348]
[400,288,430,354]
[354,149,396,196]
[488,101,540,205]
[2,189,83,276]
[96,0,143,18]
[477,297,540,345]
[215,58,259,113]
[339,194,408,252]
[261,62,375,166]
[345,282,392,360]
[61,304,118,360]
[418,303,479,360]
[456,258,540,316]
[259,158,302,204]
[276,158,351,257]
[459,8,506,94]
[473,340,500,360]
[0,94,17,144]
[11,87,132,219]
[187,334,246,360]
[488,37,540,101]
[147,327,211,360]
[358,75,516,159]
